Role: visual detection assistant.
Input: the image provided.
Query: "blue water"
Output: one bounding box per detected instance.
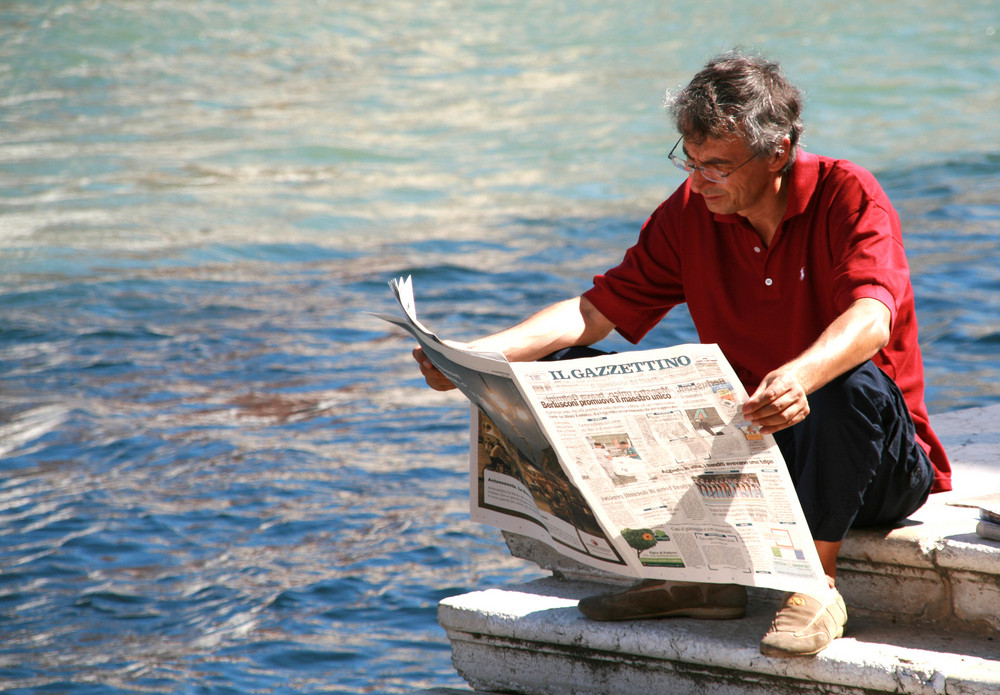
[0,1,998,692]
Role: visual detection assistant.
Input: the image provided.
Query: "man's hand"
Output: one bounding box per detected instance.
[743,366,810,435]
[412,346,457,391]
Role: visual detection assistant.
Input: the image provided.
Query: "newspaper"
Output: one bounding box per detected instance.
[379,276,828,595]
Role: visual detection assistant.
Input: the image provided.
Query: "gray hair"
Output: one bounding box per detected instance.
[666,50,804,173]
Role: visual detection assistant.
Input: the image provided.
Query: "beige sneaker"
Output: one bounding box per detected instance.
[759,588,847,657]
[578,579,747,621]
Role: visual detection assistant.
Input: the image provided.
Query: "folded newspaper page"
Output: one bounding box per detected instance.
[380,276,828,595]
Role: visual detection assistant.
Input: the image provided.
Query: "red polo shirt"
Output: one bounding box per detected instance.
[583,150,951,492]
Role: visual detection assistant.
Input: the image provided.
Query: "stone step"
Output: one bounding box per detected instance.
[437,404,1000,693]
[439,577,1000,695]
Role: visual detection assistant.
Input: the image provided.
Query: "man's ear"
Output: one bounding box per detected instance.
[770,136,792,172]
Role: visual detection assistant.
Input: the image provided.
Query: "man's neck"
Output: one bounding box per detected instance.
[744,174,789,247]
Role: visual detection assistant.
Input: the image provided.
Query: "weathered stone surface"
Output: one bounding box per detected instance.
[439,578,1000,695]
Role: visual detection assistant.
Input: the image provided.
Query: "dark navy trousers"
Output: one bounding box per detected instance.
[771,360,933,542]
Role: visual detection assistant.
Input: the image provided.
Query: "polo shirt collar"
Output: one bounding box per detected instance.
[783,149,820,222]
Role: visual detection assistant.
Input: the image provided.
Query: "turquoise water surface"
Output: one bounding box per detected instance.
[0,1,998,692]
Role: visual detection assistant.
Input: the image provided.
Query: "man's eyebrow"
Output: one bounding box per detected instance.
[681,147,733,167]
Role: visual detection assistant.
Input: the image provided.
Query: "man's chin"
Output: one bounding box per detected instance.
[701,195,731,213]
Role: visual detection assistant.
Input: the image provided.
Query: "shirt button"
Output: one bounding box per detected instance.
[754,246,762,253]
[764,278,773,286]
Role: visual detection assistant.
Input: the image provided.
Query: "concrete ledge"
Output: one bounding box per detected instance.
[439,577,1000,695]
[828,499,1000,632]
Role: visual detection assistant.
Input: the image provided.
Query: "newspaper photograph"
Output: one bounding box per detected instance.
[379,276,828,595]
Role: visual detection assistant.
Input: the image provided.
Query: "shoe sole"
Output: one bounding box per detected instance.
[759,644,823,657]
[758,626,845,657]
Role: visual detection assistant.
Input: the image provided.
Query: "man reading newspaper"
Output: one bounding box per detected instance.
[412,50,951,657]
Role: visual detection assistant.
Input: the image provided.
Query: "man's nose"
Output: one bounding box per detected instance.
[688,168,711,192]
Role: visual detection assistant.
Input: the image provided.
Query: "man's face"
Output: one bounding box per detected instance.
[680,136,777,218]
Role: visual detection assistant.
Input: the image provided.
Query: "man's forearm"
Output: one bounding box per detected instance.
[468,296,616,362]
[787,297,891,395]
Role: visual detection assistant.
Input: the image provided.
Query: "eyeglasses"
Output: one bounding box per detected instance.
[667,137,759,184]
